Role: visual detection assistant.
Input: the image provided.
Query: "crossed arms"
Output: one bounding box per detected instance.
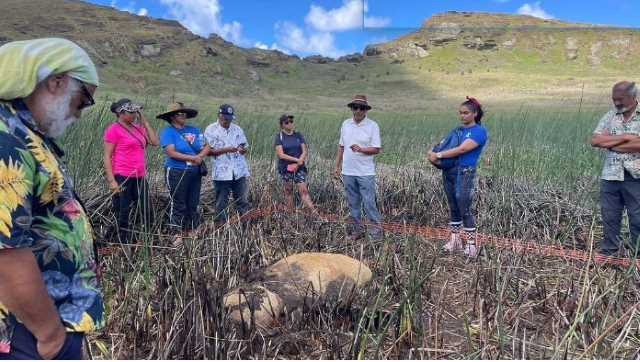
[591,129,640,153]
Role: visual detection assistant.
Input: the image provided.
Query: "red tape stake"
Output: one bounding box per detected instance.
[97,205,639,268]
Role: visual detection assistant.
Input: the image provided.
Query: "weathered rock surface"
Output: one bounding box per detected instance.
[565,37,579,61]
[303,55,333,64]
[224,286,283,330]
[588,41,602,65]
[140,44,161,57]
[338,53,364,63]
[224,252,372,330]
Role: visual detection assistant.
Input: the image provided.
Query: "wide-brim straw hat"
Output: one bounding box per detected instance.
[347,94,372,110]
[156,102,198,121]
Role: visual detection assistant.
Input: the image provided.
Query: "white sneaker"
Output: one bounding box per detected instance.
[444,233,463,252]
[463,243,478,258]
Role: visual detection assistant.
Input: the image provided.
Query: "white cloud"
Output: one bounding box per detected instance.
[305,0,390,32]
[109,1,149,18]
[275,21,346,58]
[159,0,246,45]
[254,42,290,54]
[517,2,554,19]
[267,0,384,58]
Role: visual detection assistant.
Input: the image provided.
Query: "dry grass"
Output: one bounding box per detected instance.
[76,160,640,360]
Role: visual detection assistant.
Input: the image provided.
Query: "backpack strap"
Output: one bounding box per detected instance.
[117,122,146,149]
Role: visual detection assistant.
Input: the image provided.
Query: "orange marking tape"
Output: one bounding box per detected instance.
[98,205,639,268]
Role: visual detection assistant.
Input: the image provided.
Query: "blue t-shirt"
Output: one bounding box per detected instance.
[160,125,205,169]
[458,124,488,167]
[274,131,306,174]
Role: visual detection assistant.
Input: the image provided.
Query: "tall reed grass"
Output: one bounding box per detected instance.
[59,101,640,359]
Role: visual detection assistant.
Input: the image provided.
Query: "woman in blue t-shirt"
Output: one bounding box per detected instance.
[428,97,488,258]
[273,114,319,214]
[157,102,210,238]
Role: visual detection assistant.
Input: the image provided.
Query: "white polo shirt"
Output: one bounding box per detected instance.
[339,117,381,176]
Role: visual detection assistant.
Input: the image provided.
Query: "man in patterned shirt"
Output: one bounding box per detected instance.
[204,104,251,224]
[591,81,640,256]
[0,38,103,359]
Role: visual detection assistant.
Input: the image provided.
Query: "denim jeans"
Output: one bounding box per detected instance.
[112,175,153,242]
[342,175,382,237]
[214,177,250,221]
[166,167,202,231]
[442,166,477,229]
[0,323,84,360]
[599,171,640,255]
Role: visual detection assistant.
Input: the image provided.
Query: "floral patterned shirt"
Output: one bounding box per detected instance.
[593,108,640,181]
[0,99,103,353]
[204,121,250,181]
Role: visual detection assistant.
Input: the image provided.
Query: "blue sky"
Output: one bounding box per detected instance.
[89,0,640,58]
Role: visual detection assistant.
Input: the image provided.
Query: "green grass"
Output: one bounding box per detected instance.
[64,102,605,192]
[61,102,637,359]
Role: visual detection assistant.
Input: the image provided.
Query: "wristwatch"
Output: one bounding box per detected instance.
[436,152,443,159]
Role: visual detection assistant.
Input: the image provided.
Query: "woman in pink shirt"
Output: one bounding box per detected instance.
[103,98,160,243]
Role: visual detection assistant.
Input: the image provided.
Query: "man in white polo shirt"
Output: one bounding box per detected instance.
[334,94,383,240]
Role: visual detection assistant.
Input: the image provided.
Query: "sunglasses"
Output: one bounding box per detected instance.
[282,119,294,125]
[78,82,95,110]
[351,105,367,111]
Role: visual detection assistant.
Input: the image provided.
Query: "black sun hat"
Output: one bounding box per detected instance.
[156,102,198,122]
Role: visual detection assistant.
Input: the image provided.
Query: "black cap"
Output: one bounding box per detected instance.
[279,114,294,123]
[110,98,142,114]
[218,104,236,121]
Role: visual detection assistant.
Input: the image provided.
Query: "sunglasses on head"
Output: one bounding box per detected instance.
[351,105,367,111]
[78,82,95,111]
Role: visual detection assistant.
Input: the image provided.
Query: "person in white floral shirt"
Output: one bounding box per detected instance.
[204,104,251,224]
[591,81,640,256]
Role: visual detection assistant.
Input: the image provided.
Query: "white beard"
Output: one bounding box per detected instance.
[42,85,77,138]
[46,115,77,138]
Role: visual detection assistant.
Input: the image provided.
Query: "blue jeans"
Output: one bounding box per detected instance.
[0,323,83,360]
[442,166,476,229]
[342,175,382,237]
[599,172,640,255]
[214,177,250,221]
[166,167,202,231]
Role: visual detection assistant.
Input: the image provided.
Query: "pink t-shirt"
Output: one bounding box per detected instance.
[103,122,147,177]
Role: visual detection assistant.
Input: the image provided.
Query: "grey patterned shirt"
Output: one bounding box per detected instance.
[593,108,640,181]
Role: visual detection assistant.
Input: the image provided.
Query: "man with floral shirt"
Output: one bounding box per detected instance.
[0,38,103,359]
[591,81,640,256]
[205,104,251,223]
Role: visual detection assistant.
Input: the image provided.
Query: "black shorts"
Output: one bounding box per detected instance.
[279,168,307,183]
[0,323,84,360]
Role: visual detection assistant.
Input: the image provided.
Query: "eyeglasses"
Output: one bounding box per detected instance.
[78,82,95,110]
[351,105,367,111]
[283,119,294,125]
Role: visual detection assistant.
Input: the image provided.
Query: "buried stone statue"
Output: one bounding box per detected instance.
[224,252,373,330]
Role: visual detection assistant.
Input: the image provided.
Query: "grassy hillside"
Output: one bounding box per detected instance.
[1,2,638,112]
